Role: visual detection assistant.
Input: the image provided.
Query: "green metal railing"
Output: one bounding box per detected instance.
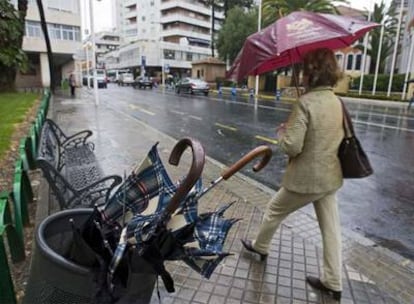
[0,88,51,304]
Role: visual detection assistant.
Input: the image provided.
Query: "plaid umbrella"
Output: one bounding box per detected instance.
[68,139,272,299]
[107,145,273,292]
[98,142,177,229]
[108,180,239,292]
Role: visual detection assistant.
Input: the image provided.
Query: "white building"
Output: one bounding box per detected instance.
[106,0,224,77]
[83,31,122,69]
[12,0,82,89]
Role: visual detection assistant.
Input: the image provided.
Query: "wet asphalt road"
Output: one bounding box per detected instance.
[96,84,414,260]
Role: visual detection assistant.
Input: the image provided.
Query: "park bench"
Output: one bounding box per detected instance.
[37,119,122,210]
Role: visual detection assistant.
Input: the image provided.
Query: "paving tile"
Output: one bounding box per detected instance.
[43,93,409,304]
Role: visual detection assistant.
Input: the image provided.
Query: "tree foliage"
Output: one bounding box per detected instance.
[0,0,28,91]
[262,0,343,26]
[207,0,255,57]
[216,6,258,63]
[354,1,397,74]
[223,0,254,17]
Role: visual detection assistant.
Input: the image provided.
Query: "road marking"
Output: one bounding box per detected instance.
[128,104,155,116]
[215,123,237,131]
[170,110,186,115]
[189,115,202,120]
[255,135,278,145]
[353,119,414,132]
[139,108,155,116]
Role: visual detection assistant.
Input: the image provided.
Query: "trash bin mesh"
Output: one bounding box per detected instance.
[24,208,157,304]
[23,209,97,303]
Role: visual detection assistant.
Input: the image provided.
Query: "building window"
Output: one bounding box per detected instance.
[186,52,192,61]
[62,25,74,40]
[164,49,175,60]
[48,24,61,39]
[25,21,80,41]
[335,53,344,70]
[125,29,138,36]
[355,54,362,71]
[25,21,42,37]
[47,0,79,14]
[346,54,353,70]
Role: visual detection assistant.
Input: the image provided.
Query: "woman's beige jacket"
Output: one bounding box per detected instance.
[279,86,344,194]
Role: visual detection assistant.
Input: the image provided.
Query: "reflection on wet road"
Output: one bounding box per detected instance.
[99,85,414,260]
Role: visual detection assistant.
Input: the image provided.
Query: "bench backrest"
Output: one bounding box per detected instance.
[43,119,69,146]
[36,158,77,210]
[38,120,63,171]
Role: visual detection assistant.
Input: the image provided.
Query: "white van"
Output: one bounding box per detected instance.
[118,73,134,86]
[94,69,107,88]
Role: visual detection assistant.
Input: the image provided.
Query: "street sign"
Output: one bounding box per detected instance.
[165,64,170,74]
[141,56,146,68]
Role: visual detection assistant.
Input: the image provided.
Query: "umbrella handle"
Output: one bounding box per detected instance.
[221,145,272,180]
[166,137,205,214]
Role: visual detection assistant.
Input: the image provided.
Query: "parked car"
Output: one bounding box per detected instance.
[118,73,134,86]
[83,69,107,88]
[133,76,153,89]
[175,78,210,96]
[94,69,107,88]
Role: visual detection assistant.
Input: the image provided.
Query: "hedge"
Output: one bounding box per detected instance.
[350,74,407,92]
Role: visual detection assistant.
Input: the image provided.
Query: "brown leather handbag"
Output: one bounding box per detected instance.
[338,99,373,178]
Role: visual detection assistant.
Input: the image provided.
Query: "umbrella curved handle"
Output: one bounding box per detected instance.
[221,145,272,180]
[166,137,205,214]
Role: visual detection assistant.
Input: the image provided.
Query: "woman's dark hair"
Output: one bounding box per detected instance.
[303,48,342,88]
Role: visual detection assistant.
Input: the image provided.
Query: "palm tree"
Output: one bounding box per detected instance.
[355,1,397,74]
[262,0,342,26]
[261,0,344,86]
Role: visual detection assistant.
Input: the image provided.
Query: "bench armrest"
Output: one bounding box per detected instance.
[61,130,94,150]
[67,175,122,209]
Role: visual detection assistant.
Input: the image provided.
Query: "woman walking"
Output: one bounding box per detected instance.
[69,73,76,97]
[241,48,344,301]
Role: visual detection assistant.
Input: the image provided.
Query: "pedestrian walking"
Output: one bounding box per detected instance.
[241,48,345,301]
[69,73,76,97]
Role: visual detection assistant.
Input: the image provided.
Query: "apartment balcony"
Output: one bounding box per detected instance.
[161,0,211,16]
[123,0,137,6]
[162,29,210,41]
[27,4,81,27]
[124,10,138,19]
[124,23,138,32]
[214,10,224,20]
[23,36,81,55]
[161,14,211,29]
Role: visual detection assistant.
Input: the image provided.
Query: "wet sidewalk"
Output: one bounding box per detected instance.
[40,89,413,303]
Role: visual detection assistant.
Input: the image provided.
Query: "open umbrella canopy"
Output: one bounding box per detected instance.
[227,11,379,81]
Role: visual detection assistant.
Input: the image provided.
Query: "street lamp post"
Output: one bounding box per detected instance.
[89,0,99,106]
[161,45,165,92]
[84,42,91,88]
[254,0,262,104]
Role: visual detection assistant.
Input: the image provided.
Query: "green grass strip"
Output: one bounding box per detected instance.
[0,92,38,159]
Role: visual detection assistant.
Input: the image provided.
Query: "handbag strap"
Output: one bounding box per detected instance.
[339,98,354,138]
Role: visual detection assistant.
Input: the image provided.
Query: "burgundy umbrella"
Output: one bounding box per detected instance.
[227,11,379,81]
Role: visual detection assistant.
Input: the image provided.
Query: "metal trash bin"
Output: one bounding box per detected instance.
[24,209,156,304]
